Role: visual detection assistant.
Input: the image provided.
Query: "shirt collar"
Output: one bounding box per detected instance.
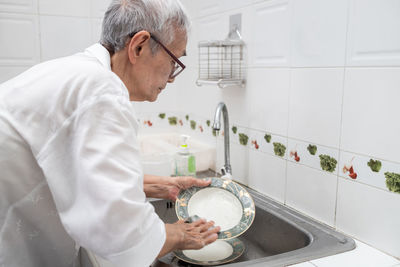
[85,43,112,71]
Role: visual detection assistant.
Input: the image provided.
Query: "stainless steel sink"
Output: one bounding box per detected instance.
[150,186,355,267]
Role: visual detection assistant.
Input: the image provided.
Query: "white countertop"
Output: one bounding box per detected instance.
[290,239,400,267]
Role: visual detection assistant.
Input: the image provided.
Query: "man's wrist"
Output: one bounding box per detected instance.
[158,224,182,258]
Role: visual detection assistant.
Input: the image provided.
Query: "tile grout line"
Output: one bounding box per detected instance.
[339,175,400,196]
[334,68,348,228]
[334,0,355,228]
[283,0,294,207]
[283,66,293,206]
[36,1,42,63]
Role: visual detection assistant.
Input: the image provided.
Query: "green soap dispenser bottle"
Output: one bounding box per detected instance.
[175,134,196,176]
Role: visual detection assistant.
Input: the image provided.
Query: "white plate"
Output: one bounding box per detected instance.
[174,238,245,266]
[176,177,255,240]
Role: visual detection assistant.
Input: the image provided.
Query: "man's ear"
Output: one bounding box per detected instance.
[127,31,151,64]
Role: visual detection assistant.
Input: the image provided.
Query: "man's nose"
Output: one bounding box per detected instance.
[167,77,175,83]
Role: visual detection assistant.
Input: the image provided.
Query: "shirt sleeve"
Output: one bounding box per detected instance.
[36,93,166,267]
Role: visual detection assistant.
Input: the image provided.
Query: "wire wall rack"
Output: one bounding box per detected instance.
[196,29,245,89]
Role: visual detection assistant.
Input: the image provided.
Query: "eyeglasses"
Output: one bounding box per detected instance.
[129,32,186,79]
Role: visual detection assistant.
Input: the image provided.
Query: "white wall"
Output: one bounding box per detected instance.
[171,0,400,259]
[1,0,399,260]
[0,0,109,81]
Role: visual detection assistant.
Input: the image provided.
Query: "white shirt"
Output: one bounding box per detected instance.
[0,44,166,267]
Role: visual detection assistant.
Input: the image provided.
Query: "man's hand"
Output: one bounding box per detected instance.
[143,175,211,200]
[171,176,211,191]
[157,219,221,258]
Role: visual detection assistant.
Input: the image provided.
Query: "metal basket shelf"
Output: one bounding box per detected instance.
[196,30,245,88]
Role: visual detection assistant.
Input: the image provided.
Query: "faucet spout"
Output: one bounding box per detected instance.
[212,102,232,175]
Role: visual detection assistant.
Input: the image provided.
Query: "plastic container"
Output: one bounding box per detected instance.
[175,135,196,176]
[141,153,173,177]
[138,133,215,175]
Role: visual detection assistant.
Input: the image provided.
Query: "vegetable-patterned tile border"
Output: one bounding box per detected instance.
[230,125,250,146]
[138,112,217,137]
[339,151,400,194]
[287,139,340,175]
[228,127,288,160]
[138,112,399,195]
[248,129,288,160]
[139,112,179,129]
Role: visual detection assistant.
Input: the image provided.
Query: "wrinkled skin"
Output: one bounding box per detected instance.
[159,218,220,258]
[144,176,211,200]
[143,175,221,258]
[168,219,220,250]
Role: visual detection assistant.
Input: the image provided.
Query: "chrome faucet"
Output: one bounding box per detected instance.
[212,102,232,176]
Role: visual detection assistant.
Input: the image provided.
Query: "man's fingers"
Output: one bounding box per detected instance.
[177,177,211,189]
[203,233,218,246]
[198,221,216,233]
[193,178,211,187]
[190,218,207,227]
[202,225,220,237]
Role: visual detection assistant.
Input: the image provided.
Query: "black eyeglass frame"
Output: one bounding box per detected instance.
[129,31,186,79]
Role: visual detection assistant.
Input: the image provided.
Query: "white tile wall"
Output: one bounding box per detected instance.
[248,149,287,203]
[246,68,290,136]
[175,68,220,120]
[230,142,250,185]
[221,0,253,11]
[0,0,104,82]
[0,66,32,82]
[288,69,344,148]
[180,0,400,259]
[196,14,228,44]
[286,162,337,226]
[346,0,400,66]
[91,18,103,44]
[291,0,348,67]
[0,13,40,65]
[0,0,38,14]
[341,68,400,163]
[39,0,90,17]
[250,0,292,67]
[197,0,222,18]
[336,178,400,259]
[91,0,111,18]
[39,16,92,61]
[183,21,198,70]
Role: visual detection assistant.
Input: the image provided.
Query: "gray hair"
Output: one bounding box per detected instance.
[100,0,190,53]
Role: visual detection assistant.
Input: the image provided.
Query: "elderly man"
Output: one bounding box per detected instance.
[0,0,220,266]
